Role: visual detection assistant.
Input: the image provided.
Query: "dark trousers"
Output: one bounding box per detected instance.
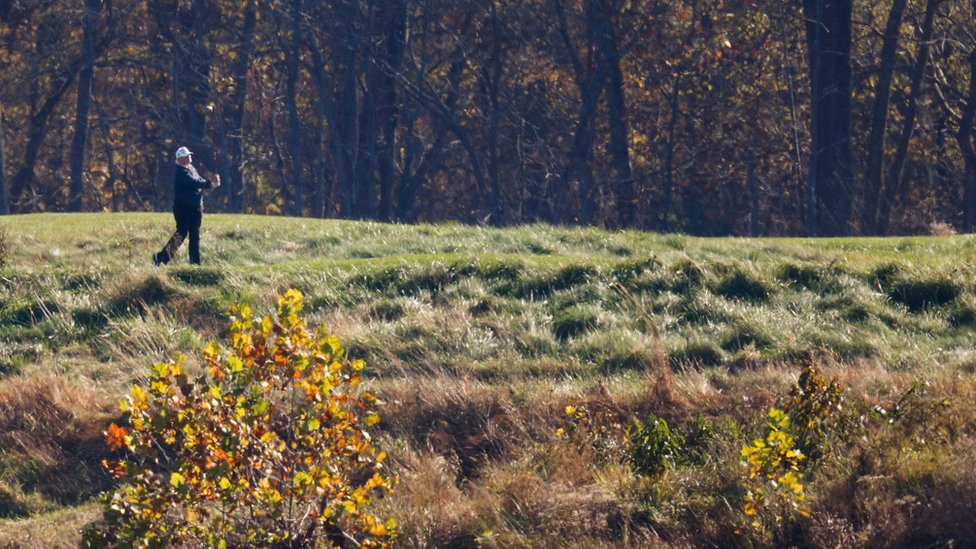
[157,202,203,264]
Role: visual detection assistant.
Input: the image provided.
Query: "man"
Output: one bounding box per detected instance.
[153,146,220,266]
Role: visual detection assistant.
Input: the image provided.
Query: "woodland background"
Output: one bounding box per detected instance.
[0,0,974,236]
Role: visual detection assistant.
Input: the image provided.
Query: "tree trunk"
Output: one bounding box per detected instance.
[554,0,602,225]
[286,0,304,217]
[588,0,635,227]
[483,5,505,225]
[862,0,907,234]
[376,0,406,222]
[0,105,7,215]
[959,49,976,232]
[332,2,361,219]
[68,0,102,212]
[520,81,551,223]
[660,74,681,232]
[877,0,940,235]
[308,39,340,219]
[224,0,256,213]
[394,20,453,222]
[357,70,379,219]
[803,0,853,236]
[9,70,80,210]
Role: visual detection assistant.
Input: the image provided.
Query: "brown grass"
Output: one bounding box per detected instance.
[0,376,111,511]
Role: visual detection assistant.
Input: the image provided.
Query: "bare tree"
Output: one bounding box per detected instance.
[862,0,908,234]
[69,0,106,212]
[876,0,942,234]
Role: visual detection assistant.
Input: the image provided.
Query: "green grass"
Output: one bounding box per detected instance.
[2,213,976,547]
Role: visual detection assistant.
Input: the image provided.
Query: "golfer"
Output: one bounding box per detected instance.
[153,146,220,266]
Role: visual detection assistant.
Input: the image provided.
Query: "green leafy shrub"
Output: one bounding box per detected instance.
[782,366,854,461]
[740,366,856,540]
[84,289,396,548]
[740,408,807,535]
[626,416,685,476]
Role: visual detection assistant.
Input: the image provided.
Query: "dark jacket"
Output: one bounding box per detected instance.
[173,163,214,207]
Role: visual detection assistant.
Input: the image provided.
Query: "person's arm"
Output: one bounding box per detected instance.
[175,166,214,191]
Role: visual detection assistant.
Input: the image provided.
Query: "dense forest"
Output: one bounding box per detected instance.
[0,0,974,236]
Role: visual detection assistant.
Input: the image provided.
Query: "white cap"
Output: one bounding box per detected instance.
[175,146,193,159]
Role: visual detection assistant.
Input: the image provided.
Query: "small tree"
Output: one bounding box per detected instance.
[84,289,396,548]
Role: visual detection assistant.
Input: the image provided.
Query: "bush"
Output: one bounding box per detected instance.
[84,289,396,548]
[626,416,685,476]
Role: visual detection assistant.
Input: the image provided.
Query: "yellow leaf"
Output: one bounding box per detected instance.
[293,472,313,487]
[130,385,147,407]
[170,472,186,488]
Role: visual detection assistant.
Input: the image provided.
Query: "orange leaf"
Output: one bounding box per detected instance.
[106,422,129,451]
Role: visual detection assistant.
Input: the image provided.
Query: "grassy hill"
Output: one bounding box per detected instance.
[1,213,975,547]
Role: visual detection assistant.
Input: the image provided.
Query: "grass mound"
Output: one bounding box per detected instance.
[887,277,962,312]
[713,268,774,303]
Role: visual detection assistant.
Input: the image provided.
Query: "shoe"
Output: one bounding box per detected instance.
[152,252,161,266]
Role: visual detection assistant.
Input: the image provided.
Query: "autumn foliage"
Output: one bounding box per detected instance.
[83,289,396,548]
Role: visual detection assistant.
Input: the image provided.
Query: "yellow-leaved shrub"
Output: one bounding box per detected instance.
[84,289,396,548]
